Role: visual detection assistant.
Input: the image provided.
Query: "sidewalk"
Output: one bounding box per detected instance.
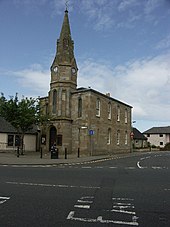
[0,151,114,165]
[0,150,149,166]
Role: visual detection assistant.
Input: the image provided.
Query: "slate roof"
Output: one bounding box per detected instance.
[0,116,37,134]
[73,87,132,108]
[133,127,147,140]
[143,126,170,134]
[0,116,17,133]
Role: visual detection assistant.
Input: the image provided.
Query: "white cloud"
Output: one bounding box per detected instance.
[11,64,50,97]
[78,53,170,122]
[3,53,170,125]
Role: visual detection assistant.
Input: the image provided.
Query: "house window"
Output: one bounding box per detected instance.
[147,134,150,137]
[8,135,14,146]
[125,131,128,145]
[159,134,163,137]
[96,98,100,117]
[117,130,120,145]
[78,97,82,118]
[125,109,128,123]
[117,106,120,122]
[52,89,57,114]
[15,135,21,147]
[107,128,111,145]
[160,142,163,146]
[108,103,111,119]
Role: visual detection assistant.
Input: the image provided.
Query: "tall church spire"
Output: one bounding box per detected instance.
[51,9,77,69]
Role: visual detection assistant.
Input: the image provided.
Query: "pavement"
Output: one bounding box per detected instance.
[0,150,143,166]
[0,151,117,165]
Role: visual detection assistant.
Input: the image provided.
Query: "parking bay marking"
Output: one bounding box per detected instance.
[67,196,139,226]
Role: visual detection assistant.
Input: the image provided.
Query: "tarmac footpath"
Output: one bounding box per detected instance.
[0,150,148,166]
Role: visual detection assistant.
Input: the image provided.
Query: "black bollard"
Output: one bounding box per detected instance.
[65,148,67,159]
[40,147,42,159]
[17,146,20,158]
[78,148,80,158]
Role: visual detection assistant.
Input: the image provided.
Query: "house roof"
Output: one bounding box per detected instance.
[133,127,147,140]
[0,116,37,134]
[73,87,132,108]
[0,116,17,133]
[143,126,170,134]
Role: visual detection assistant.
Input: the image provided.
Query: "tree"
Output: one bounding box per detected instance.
[0,93,39,154]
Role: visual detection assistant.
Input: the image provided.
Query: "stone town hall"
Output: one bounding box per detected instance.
[40,9,132,156]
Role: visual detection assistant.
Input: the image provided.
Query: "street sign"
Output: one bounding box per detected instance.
[89,130,94,135]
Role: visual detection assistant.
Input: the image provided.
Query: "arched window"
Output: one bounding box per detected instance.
[108,102,111,119]
[117,106,120,122]
[125,109,128,123]
[52,90,57,114]
[117,130,120,145]
[107,128,111,145]
[125,131,128,145]
[96,98,100,117]
[78,97,82,118]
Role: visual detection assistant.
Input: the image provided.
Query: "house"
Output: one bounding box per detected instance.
[39,9,132,156]
[132,127,147,149]
[143,126,170,148]
[0,116,38,152]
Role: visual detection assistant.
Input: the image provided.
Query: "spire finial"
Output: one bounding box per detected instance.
[65,0,69,12]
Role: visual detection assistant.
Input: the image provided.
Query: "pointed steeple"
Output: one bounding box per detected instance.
[51,9,77,68]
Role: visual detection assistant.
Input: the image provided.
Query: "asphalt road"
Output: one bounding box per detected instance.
[0,151,170,227]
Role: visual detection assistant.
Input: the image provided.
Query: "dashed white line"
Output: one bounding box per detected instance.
[6,181,100,189]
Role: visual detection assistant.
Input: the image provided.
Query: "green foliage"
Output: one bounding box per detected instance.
[0,93,39,133]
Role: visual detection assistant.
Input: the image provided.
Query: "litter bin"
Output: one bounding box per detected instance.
[51,146,58,159]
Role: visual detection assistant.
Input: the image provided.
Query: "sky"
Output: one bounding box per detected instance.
[0,0,170,132]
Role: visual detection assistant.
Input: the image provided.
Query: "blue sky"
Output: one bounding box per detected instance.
[0,0,170,132]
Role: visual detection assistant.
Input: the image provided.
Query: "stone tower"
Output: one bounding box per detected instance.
[47,9,78,152]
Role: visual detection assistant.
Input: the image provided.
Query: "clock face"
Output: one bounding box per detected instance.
[71,67,76,75]
[53,66,58,73]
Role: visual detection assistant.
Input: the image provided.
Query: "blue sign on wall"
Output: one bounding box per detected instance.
[89,130,94,135]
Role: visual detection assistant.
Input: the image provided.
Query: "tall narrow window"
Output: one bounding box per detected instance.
[52,90,57,114]
[62,90,66,115]
[107,128,111,145]
[96,98,100,117]
[125,131,128,145]
[78,97,82,118]
[117,130,120,145]
[108,103,111,119]
[125,109,128,123]
[117,106,120,122]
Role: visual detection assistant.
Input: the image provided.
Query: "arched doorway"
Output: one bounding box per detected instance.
[49,126,57,151]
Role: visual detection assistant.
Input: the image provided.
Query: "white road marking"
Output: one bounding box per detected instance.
[112,198,134,201]
[67,211,139,225]
[74,205,90,209]
[77,199,93,203]
[125,167,136,170]
[6,181,100,189]
[110,209,136,215]
[0,196,10,204]
[164,188,170,191]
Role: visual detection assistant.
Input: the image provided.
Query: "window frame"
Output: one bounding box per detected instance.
[96,98,101,117]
